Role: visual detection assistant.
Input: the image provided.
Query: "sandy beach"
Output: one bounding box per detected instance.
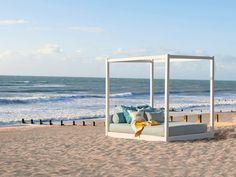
[2,0,236,176]
[0,113,235,177]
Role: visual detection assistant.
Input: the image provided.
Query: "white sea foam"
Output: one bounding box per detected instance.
[110,92,133,98]
[1,93,236,125]
[1,76,236,125]
[32,84,67,88]
[14,80,30,83]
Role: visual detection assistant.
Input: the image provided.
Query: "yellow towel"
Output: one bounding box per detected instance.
[133,121,145,137]
[133,120,160,137]
[146,120,161,126]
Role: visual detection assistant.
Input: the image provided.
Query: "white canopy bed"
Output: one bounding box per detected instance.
[105,54,215,142]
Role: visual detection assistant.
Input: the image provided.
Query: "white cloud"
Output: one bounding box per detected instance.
[36,44,63,55]
[69,26,104,33]
[194,49,208,55]
[95,56,106,61]
[0,50,14,59]
[0,19,28,25]
[216,55,236,69]
[113,48,150,56]
[113,48,124,55]
[112,47,175,57]
[112,48,212,58]
[29,26,53,31]
[75,50,82,54]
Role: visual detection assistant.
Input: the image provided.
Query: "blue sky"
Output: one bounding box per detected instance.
[0,0,236,80]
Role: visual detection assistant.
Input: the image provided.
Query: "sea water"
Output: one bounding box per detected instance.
[0,75,236,125]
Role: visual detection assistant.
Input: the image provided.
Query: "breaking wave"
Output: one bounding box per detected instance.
[0,92,134,105]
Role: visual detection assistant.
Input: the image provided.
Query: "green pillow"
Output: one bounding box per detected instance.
[112,112,126,124]
[121,105,137,124]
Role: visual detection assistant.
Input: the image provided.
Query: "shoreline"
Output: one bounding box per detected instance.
[0,111,235,132]
[1,110,235,128]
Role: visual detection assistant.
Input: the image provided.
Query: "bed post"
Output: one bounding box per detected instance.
[164,54,170,141]
[150,60,154,107]
[105,58,110,136]
[210,57,215,131]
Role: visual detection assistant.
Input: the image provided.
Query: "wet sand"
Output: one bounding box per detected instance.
[0,114,236,177]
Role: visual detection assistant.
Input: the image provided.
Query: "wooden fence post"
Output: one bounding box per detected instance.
[184,115,188,122]
[198,114,202,123]
[216,114,219,122]
[22,119,26,124]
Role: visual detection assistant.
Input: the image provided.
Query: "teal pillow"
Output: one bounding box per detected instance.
[137,106,157,121]
[112,112,126,124]
[137,105,157,112]
[145,111,164,123]
[136,105,150,109]
[121,105,137,124]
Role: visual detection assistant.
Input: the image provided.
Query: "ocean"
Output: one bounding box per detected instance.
[0,75,236,126]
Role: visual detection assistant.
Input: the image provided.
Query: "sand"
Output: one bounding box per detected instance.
[0,115,236,177]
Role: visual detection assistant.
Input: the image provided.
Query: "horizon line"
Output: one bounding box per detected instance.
[0,74,234,82]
